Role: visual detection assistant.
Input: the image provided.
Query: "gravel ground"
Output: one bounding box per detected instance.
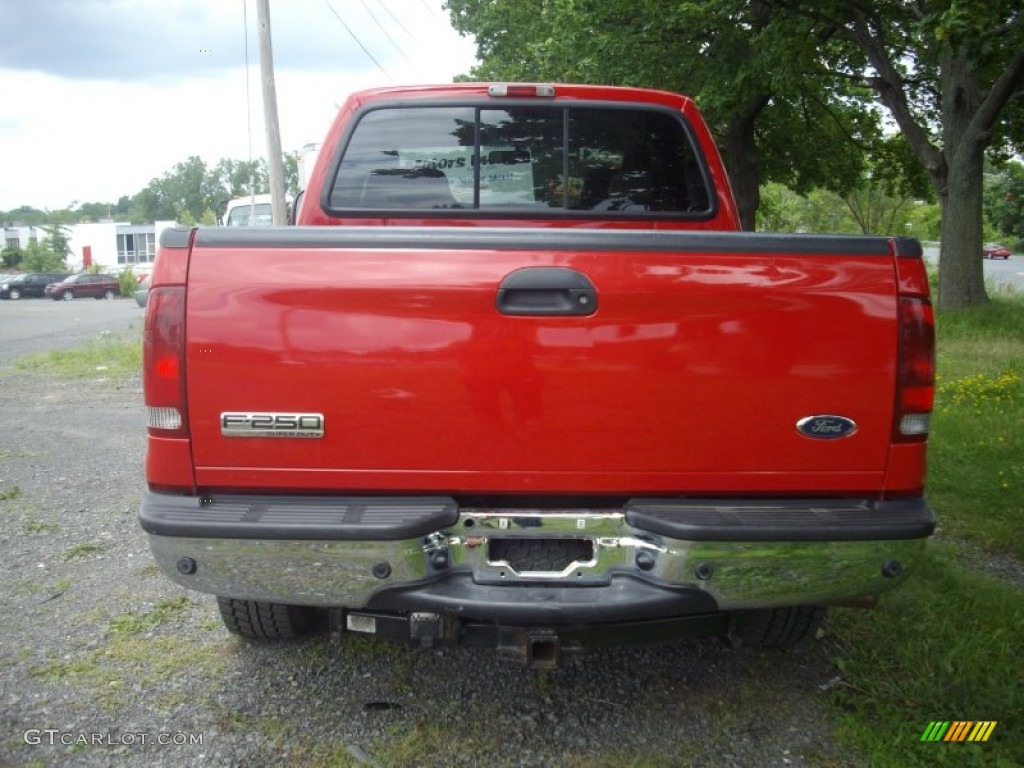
[0,370,861,768]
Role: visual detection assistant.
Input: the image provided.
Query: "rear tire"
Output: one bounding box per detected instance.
[103,289,117,300]
[729,605,825,648]
[216,596,314,639]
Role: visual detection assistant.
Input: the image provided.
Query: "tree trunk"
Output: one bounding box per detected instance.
[937,150,988,309]
[721,127,759,231]
[935,50,989,310]
[721,95,772,232]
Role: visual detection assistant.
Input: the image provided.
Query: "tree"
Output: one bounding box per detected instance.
[984,159,1024,247]
[446,0,879,229]
[211,158,269,220]
[21,239,66,272]
[772,0,1024,309]
[129,185,172,223]
[839,134,935,235]
[39,224,72,262]
[1,206,48,226]
[77,201,113,222]
[130,156,225,224]
[283,152,299,198]
[1,246,22,269]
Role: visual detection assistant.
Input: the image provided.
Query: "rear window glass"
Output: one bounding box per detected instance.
[328,105,711,216]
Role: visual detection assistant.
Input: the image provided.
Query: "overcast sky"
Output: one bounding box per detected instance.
[0,0,478,212]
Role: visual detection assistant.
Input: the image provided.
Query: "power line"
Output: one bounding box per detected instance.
[323,0,392,81]
[360,0,412,63]
[375,0,413,40]
[242,0,255,208]
[419,0,439,20]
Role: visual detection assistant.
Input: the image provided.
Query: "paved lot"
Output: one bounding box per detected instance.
[922,246,1024,291]
[983,253,1024,290]
[0,297,143,363]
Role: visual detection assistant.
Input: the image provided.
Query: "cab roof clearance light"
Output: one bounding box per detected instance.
[488,84,556,98]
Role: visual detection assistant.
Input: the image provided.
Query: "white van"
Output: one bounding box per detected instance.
[223,194,290,227]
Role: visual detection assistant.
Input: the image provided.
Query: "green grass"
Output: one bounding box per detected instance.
[23,518,59,534]
[108,596,192,635]
[61,542,103,561]
[27,596,225,713]
[828,292,1024,767]
[930,295,1024,558]
[13,334,141,378]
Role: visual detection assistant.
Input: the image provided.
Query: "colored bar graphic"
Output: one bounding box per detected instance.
[967,722,998,742]
[921,720,997,742]
[944,721,972,741]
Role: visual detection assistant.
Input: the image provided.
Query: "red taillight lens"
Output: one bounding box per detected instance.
[894,296,935,441]
[144,286,188,437]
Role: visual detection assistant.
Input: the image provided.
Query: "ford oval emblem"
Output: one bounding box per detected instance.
[796,415,858,440]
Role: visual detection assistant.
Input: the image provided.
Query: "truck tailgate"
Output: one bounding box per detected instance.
[184,227,899,494]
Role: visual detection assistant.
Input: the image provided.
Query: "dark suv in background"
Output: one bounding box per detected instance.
[0,273,72,300]
[44,273,120,301]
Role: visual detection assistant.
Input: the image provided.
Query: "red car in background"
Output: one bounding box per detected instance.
[45,273,120,301]
[983,243,1012,259]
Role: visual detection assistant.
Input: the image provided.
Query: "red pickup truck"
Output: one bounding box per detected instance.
[140,83,935,666]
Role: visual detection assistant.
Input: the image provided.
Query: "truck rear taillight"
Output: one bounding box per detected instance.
[894,296,935,441]
[144,286,189,437]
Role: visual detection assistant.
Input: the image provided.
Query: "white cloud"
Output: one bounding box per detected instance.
[0,0,478,212]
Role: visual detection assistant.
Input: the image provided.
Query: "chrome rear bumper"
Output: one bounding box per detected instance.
[141,491,933,619]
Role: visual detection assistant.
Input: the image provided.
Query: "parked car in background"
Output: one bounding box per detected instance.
[224,194,273,227]
[0,272,72,299]
[983,243,1012,259]
[134,274,150,308]
[44,273,120,301]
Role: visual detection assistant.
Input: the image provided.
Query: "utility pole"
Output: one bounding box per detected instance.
[257,0,287,225]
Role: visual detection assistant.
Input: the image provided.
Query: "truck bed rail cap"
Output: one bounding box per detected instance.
[193,226,898,256]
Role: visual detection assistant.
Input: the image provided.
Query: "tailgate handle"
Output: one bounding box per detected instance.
[496,267,598,316]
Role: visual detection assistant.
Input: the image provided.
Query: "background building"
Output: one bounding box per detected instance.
[3,220,177,275]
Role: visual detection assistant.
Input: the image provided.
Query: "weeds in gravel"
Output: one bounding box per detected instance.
[29,633,229,713]
[61,542,103,561]
[44,578,72,599]
[22,518,59,533]
[828,293,1024,767]
[108,596,192,634]
[0,484,22,500]
[28,596,226,714]
[13,333,141,378]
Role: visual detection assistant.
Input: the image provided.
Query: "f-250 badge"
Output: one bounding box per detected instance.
[221,412,324,438]
[796,415,857,440]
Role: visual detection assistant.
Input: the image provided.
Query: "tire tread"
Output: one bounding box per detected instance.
[216,597,311,639]
[731,605,825,648]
